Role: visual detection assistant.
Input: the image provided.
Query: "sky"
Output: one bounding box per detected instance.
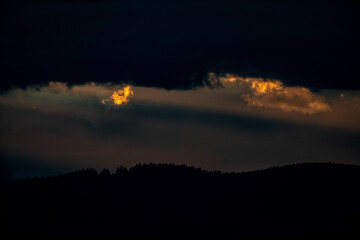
[1,0,359,179]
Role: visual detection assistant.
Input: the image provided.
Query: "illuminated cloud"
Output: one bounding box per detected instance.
[211,73,331,114]
[101,85,134,105]
[1,80,358,131]
[47,81,68,92]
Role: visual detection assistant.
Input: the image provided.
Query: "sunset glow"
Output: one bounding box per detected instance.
[214,73,331,114]
[102,85,134,105]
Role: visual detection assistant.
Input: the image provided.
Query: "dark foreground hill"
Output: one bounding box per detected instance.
[1,163,360,238]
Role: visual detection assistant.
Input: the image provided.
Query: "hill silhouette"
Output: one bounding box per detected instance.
[1,162,360,238]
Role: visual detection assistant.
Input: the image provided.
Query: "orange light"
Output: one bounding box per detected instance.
[102,85,134,105]
[212,73,331,114]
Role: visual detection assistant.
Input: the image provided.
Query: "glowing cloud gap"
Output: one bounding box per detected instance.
[101,85,134,105]
[210,73,331,114]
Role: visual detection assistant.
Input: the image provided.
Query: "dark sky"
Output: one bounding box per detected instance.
[1,0,359,180]
[1,0,359,90]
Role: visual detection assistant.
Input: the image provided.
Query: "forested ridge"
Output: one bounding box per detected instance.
[1,162,359,237]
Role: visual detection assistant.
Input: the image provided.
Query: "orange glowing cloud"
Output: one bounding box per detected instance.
[101,85,134,105]
[211,73,331,114]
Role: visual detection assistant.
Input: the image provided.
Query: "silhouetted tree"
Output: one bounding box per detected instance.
[114,166,128,176]
[99,168,111,177]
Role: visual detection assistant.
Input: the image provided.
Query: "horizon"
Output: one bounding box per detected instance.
[3,161,360,182]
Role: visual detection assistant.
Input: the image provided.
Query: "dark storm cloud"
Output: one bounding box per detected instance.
[1,0,359,90]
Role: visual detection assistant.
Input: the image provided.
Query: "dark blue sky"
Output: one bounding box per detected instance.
[1,0,359,90]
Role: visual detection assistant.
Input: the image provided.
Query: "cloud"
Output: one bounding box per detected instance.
[244,86,330,114]
[101,85,134,105]
[212,73,331,114]
[0,81,359,179]
[1,80,357,131]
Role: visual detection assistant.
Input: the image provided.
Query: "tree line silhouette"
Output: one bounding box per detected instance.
[1,162,360,238]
